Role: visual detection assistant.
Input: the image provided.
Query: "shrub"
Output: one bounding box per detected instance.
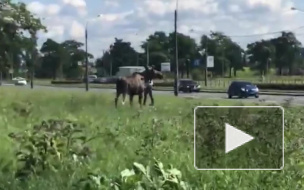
[191,69,204,81]
[256,83,304,90]
[9,119,91,179]
[51,80,83,84]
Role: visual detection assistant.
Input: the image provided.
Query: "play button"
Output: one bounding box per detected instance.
[225,123,254,154]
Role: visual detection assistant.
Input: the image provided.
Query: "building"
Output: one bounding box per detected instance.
[115,66,145,77]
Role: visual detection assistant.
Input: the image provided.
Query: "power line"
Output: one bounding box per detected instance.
[227,26,304,38]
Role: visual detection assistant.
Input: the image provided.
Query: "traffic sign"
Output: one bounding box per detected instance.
[207,56,214,68]
[193,59,200,66]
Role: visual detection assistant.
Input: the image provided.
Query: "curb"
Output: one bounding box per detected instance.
[34,84,304,96]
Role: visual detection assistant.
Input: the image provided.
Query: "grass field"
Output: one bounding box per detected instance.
[0,87,303,189]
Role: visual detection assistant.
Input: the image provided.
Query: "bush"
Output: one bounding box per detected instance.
[51,80,83,84]
[191,69,204,81]
[256,83,304,90]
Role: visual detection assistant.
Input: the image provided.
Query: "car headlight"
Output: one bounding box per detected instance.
[197,85,201,88]
[241,88,245,91]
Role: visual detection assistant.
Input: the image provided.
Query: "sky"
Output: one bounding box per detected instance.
[19,0,304,60]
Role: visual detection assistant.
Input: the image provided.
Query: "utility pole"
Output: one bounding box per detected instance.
[109,44,113,76]
[174,2,179,96]
[110,56,113,76]
[30,31,37,89]
[204,38,208,87]
[85,24,89,91]
[147,42,149,66]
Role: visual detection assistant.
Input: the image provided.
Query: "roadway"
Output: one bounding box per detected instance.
[2,84,303,106]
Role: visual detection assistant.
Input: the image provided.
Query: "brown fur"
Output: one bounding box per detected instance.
[115,66,163,108]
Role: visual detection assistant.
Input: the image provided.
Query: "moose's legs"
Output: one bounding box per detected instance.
[115,92,120,108]
[138,93,143,108]
[122,93,126,105]
[129,94,134,106]
[115,91,127,107]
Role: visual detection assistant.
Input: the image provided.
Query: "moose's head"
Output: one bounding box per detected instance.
[144,65,163,80]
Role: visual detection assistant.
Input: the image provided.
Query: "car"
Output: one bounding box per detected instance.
[12,77,27,86]
[178,79,201,93]
[227,81,259,99]
[93,77,118,84]
[83,75,98,83]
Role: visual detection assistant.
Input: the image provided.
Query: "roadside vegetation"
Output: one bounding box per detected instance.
[0,87,302,189]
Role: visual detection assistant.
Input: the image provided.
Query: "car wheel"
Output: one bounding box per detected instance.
[228,95,232,99]
[255,95,259,98]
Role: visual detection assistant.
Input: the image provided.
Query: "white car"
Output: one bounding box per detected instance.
[12,77,27,86]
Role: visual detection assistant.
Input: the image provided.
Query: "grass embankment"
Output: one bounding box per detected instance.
[0,87,302,189]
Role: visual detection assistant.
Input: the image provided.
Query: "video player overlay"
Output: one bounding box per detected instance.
[194,106,283,170]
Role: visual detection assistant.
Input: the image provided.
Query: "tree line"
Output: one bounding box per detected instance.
[1,0,303,81]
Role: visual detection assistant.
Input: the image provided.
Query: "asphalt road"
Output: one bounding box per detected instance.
[2,84,303,106]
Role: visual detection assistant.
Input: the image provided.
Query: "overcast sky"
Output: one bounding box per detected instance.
[20,0,304,59]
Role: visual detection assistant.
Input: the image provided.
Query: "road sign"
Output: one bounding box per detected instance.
[161,62,171,72]
[207,56,214,68]
[193,59,200,66]
[225,123,254,154]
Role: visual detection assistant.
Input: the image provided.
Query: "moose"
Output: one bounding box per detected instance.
[114,66,163,108]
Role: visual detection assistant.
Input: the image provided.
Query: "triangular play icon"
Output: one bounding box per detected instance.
[225,123,254,154]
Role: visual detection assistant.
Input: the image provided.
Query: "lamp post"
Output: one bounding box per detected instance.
[174,0,179,96]
[135,32,149,66]
[85,14,101,91]
[85,21,89,91]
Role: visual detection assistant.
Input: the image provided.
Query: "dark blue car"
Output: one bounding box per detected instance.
[227,81,259,99]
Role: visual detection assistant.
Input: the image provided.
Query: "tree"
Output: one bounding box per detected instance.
[106,38,137,75]
[0,0,46,81]
[270,32,302,75]
[141,31,197,77]
[141,31,171,69]
[39,39,93,79]
[39,39,62,79]
[199,32,244,77]
[247,40,275,75]
[168,32,197,78]
[61,40,93,78]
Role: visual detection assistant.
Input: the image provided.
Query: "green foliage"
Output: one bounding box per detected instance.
[38,39,92,79]
[191,68,204,81]
[74,159,190,190]
[9,119,91,179]
[51,80,83,84]
[0,85,304,190]
[0,0,46,79]
[200,32,244,77]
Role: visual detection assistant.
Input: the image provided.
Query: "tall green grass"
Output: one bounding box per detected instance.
[0,87,302,189]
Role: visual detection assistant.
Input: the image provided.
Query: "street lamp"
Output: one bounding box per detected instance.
[85,14,101,92]
[174,0,179,96]
[136,32,150,66]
